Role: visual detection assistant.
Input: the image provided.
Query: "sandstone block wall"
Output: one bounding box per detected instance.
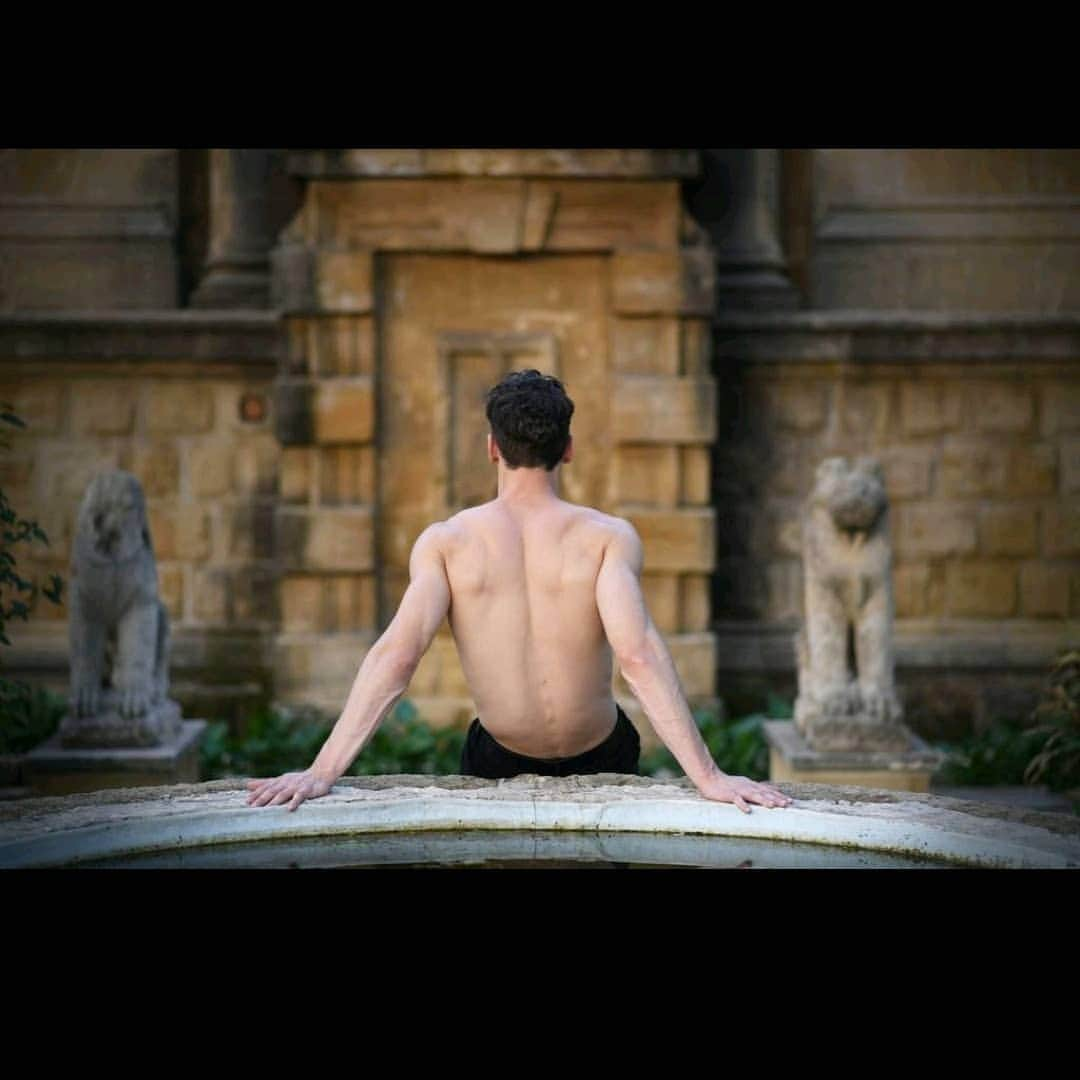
[0,361,278,717]
[711,318,1079,736]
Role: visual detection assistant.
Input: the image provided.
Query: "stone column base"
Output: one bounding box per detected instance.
[763,719,946,793]
[25,720,208,797]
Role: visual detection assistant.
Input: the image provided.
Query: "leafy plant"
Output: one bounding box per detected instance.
[639,693,787,782]
[0,403,63,652]
[0,403,65,756]
[200,698,466,780]
[1023,649,1080,793]
[0,682,66,754]
[932,718,1048,787]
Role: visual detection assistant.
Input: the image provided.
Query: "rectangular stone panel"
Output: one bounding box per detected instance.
[276,506,374,572]
[318,445,376,506]
[612,251,713,316]
[612,375,716,444]
[626,508,715,572]
[614,445,679,507]
[611,318,679,375]
[679,574,711,632]
[313,376,375,445]
[316,250,373,314]
[680,447,711,505]
[642,573,679,633]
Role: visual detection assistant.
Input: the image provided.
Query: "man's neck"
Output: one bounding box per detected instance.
[495,462,562,505]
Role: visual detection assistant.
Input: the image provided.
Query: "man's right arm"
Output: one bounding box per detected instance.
[595,520,791,813]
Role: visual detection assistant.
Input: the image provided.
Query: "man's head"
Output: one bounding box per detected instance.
[485,369,575,471]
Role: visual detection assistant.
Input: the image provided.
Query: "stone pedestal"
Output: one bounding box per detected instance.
[764,719,945,793]
[59,697,182,748]
[24,719,207,797]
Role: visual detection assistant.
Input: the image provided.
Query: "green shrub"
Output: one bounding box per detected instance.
[201,698,466,780]
[1023,649,1080,793]
[0,682,67,754]
[0,402,65,753]
[639,692,788,781]
[932,718,1048,787]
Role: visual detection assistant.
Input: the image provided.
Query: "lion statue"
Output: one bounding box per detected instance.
[794,456,909,752]
[61,469,181,748]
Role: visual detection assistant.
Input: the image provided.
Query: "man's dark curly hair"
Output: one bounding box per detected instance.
[485,369,575,471]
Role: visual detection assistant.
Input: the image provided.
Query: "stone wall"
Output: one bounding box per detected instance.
[711,313,1080,737]
[810,149,1080,312]
[0,315,278,720]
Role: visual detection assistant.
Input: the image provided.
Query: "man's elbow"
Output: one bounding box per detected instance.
[368,640,421,688]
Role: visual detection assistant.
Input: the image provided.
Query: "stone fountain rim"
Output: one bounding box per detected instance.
[1,773,1078,869]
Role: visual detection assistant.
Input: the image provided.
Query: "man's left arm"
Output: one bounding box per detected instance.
[246,524,451,810]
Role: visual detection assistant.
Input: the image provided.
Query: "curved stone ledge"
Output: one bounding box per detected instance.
[1,775,1077,869]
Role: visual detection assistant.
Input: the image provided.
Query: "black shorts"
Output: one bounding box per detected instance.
[460,705,641,779]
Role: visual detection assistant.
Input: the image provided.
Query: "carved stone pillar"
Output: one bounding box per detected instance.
[689,148,801,311]
[191,149,275,308]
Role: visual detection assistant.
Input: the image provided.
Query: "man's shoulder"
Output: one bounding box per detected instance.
[568,504,640,547]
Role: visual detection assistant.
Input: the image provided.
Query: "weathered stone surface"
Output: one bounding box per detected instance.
[946,561,1017,617]
[193,567,229,623]
[680,447,711,505]
[893,563,930,617]
[157,564,183,621]
[767,560,803,621]
[899,381,964,435]
[1062,436,1080,494]
[612,375,716,444]
[279,448,312,503]
[626,509,715,572]
[939,437,1005,497]
[281,575,323,633]
[978,506,1038,555]
[1020,563,1071,618]
[145,383,213,434]
[897,503,977,556]
[70,380,135,435]
[1040,381,1080,436]
[679,574,711,632]
[232,433,279,497]
[6,770,1080,869]
[314,377,374,444]
[1003,443,1056,496]
[762,381,829,432]
[225,503,275,561]
[65,470,179,748]
[973,383,1034,433]
[1043,503,1080,556]
[0,382,62,435]
[612,251,713,316]
[187,442,233,498]
[795,457,908,752]
[878,445,933,499]
[611,317,679,375]
[273,378,315,446]
[319,445,376,506]
[680,319,711,375]
[120,442,180,499]
[614,445,678,506]
[276,506,374,572]
[316,250,373,314]
[838,383,892,439]
[642,573,679,633]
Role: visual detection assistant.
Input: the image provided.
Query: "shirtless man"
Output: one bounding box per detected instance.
[246,370,791,814]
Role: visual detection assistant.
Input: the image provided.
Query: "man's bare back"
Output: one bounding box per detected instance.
[436,495,626,759]
[246,369,792,815]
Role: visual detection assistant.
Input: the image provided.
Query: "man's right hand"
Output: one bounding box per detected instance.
[695,773,793,814]
[246,769,335,811]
